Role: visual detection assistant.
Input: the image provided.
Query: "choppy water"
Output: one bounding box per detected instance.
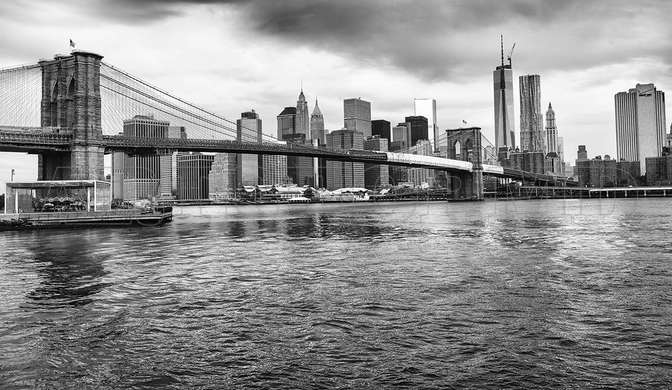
[1,199,671,389]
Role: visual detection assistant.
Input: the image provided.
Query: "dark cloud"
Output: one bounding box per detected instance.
[7,0,672,84]
[91,0,672,82]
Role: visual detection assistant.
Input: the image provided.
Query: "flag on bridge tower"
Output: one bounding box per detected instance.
[69,39,75,49]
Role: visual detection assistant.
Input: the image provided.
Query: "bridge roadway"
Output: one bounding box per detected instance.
[0,128,573,185]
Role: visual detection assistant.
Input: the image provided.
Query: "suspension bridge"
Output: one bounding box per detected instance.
[0,50,571,200]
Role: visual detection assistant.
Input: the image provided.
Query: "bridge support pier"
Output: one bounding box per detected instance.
[450,169,484,201]
[37,146,104,181]
[70,145,104,180]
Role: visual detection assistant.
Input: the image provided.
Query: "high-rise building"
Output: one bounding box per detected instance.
[177,153,214,200]
[168,126,187,195]
[493,39,516,150]
[407,140,434,187]
[111,147,125,200]
[121,115,172,201]
[295,90,310,139]
[577,155,617,188]
[277,107,297,140]
[615,83,667,173]
[519,74,545,153]
[414,99,439,151]
[557,136,565,165]
[261,155,290,186]
[237,111,262,187]
[645,147,672,185]
[500,151,546,175]
[574,145,588,178]
[309,100,326,186]
[310,99,325,145]
[326,129,365,190]
[344,98,371,138]
[371,119,391,140]
[363,135,389,189]
[209,153,238,200]
[545,103,558,154]
[392,122,411,149]
[404,116,429,146]
[277,104,313,186]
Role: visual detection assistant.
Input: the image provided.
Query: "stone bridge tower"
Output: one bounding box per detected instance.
[38,51,104,180]
[445,127,484,200]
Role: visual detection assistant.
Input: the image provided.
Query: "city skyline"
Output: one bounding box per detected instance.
[0,0,671,188]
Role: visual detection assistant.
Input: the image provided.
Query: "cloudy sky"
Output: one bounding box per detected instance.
[0,0,671,188]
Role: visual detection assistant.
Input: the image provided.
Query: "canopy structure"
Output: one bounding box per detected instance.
[5,180,111,214]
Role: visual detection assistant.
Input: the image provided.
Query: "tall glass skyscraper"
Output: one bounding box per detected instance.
[519,74,545,153]
[493,61,515,150]
[414,98,438,151]
[615,83,666,173]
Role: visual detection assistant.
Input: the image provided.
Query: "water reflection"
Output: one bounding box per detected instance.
[24,231,110,308]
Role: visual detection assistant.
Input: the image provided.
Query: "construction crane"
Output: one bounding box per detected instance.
[507,42,516,67]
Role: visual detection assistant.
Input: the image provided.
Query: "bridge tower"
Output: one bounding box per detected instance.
[38,51,104,180]
[445,127,484,200]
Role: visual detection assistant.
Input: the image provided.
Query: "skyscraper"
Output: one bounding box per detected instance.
[177,153,214,200]
[344,98,371,138]
[111,146,124,200]
[363,135,389,189]
[392,122,411,150]
[121,115,173,201]
[493,38,515,150]
[545,103,558,154]
[209,153,237,200]
[277,103,313,186]
[310,99,325,145]
[236,110,262,187]
[519,74,545,153]
[277,107,297,140]
[404,115,429,146]
[295,90,310,138]
[414,98,439,151]
[261,155,290,185]
[372,119,391,140]
[407,140,434,187]
[615,83,667,173]
[326,129,365,190]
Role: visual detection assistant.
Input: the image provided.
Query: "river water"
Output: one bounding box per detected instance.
[1,199,671,388]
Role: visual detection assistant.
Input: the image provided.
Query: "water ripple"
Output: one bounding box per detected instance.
[1,199,671,388]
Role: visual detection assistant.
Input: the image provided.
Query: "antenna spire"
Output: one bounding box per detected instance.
[500,35,504,67]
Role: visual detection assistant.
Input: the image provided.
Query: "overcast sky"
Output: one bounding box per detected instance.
[0,0,671,189]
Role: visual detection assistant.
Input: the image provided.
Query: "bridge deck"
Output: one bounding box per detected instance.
[0,128,573,184]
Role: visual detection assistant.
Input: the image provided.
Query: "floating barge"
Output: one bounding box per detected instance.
[2,180,172,230]
[0,207,173,230]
